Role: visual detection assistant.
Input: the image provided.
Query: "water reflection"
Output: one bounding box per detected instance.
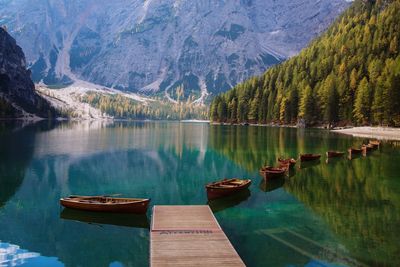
[285,153,400,266]
[209,125,400,266]
[259,177,285,192]
[209,125,354,172]
[0,242,64,267]
[60,209,149,229]
[208,189,251,213]
[298,159,321,169]
[0,122,399,266]
[0,121,249,267]
[0,121,56,207]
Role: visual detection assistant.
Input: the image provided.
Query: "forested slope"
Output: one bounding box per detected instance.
[210,0,400,126]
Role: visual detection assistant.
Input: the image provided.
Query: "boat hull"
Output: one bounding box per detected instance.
[206,180,251,200]
[260,170,286,179]
[60,197,150,214]
[362,145,374,152]
[326,151,345,158]
[300,154,321,162]
[348,148,362,154]
[277,158,296,168]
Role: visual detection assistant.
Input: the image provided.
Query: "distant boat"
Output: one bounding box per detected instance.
[205,178,251,200]
[259,166,286,179]
[299,154,321,162]
[348,148,363,155]
[60,195,150,214]
[277,158,296,168]
[362,144,374,152]
[326,151,345,158]
[369,140,381,147]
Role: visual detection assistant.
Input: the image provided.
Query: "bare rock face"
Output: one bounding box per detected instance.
[0,28,54,117]
[1,0,351,102]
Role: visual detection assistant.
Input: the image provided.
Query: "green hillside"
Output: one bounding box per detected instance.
[210,0,400,127]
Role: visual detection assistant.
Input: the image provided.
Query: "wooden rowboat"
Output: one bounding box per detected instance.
[362,144,374,152]
[60,195,150,214]
[277,158,296,168]
[205,178,251,200]
[326,151,345,158]
[259,166,287,179]
[348,148,363,154]
[369,140,381,147]
[368,142,379,149]
[299,154,321,162]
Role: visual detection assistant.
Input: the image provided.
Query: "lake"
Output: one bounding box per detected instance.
[0,121,399,267]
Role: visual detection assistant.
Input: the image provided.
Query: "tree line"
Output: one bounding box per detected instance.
[80,92,208,120]
[210,0,400,127]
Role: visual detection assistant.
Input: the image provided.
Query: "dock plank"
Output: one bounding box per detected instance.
[152,205,221,231]
[150,205,245,267]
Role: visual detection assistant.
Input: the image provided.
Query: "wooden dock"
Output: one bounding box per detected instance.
[150,205,245,267]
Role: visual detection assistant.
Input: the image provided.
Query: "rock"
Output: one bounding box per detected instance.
[0,28,54,118]
[297,118,306,128]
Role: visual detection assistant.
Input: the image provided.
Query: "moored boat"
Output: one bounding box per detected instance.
[326,151,345,158]
[259,166,287,179]
[348,147,363,154]
[277,158,296,168]
[60,195,150,214]
[206,178,251,200]
[362,144,374,152]
[368,142,379,149]
[369,140,381,147]
[299,154,321,162]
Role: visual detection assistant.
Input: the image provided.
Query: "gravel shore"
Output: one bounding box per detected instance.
[333,126,400,140]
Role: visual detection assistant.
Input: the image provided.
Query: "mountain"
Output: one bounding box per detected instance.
[1,0,350,103]
[0,27,55,118]
[210,0,400,126]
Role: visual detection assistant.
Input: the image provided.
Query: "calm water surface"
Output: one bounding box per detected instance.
[0,121,399,267]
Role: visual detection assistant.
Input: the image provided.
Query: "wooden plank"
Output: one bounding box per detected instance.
[152,205,221,231]
[150,205,245,267]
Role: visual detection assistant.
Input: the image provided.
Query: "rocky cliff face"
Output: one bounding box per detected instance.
[0,27,54,118]
[1,0,350,102]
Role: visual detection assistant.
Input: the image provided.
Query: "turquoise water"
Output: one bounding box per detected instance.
[0,121,399,267]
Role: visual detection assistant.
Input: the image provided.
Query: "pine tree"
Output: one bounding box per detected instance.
[324,82,339,125]
[209,0,400,126]
[353,77,371,124]
[299,85,314,124]
[372,77,384,125]
[217,99,228,122]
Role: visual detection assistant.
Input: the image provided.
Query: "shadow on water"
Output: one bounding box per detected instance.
[60,208,150,229]
[325,157,344,164]
[259,177,285,192]
[208,189,251,213]
[0,121,56,207]
[298,159,321,169]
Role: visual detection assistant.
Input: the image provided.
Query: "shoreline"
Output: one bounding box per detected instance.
[2,117,400,140]
[332,126,400,141]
